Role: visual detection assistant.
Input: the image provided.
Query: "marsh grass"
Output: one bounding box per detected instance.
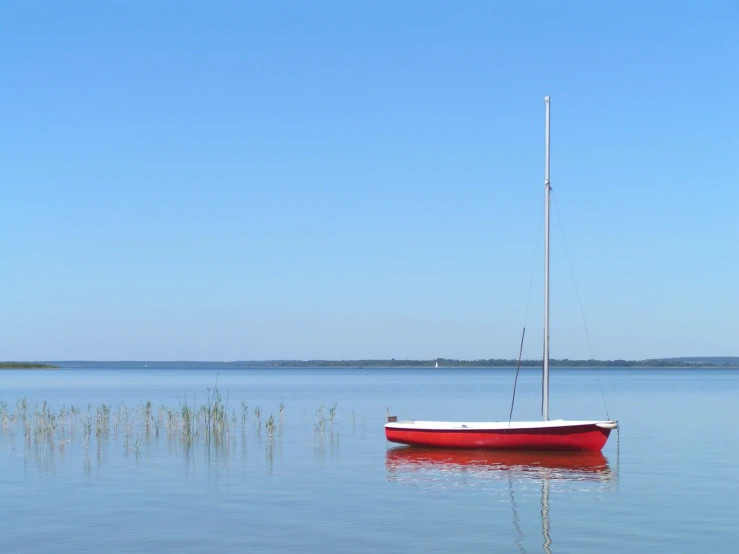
[1,389,347,471]
[312,404,341,446]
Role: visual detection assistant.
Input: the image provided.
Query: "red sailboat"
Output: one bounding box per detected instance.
[385,97,617,452]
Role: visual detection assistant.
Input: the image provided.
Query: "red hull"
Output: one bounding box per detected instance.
[385,423,611,452]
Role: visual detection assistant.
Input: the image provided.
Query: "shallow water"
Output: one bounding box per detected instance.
[1,367,738,553]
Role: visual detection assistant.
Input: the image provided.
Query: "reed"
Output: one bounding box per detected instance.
[143,401,152,431]
[314,405,326,436]
[95,404,110,438]
[0,390,350,471]
[266,414,275,438]
[241,402,248,431]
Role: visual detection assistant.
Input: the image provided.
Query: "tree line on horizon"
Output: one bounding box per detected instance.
[6,358,736,369]
[239,358,721,368]
[0,362,58,369]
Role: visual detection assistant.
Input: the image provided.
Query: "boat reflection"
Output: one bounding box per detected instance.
[386,447,617,554]
[386,447,614,483]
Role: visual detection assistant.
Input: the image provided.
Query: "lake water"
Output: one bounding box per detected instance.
[1,367,738,553]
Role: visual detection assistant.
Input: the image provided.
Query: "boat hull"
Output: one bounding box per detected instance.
[385,421,614,452]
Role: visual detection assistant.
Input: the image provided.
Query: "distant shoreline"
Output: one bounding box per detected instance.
[6,357,737,370]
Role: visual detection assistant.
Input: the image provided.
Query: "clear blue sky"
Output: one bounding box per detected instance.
[2,2,737,361]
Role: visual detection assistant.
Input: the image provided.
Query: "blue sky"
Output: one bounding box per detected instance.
[2,2,737,361]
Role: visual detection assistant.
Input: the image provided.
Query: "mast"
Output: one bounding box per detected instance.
[543,96,551,421]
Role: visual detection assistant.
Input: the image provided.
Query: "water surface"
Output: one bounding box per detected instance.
[1,367,737,553]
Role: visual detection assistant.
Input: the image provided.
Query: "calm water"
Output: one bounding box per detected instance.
[1,367,738,553]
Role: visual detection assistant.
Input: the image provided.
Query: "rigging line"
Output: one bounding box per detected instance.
[509,196,543,423]
[508,327,526,424]
[616,421,621,487]
[551,192,595,359]
[552,192,612,420]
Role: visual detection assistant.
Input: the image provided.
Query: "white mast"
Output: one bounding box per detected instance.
[543,96,551,421]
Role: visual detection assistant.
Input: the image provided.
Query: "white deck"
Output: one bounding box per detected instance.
[385,419,617,430]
